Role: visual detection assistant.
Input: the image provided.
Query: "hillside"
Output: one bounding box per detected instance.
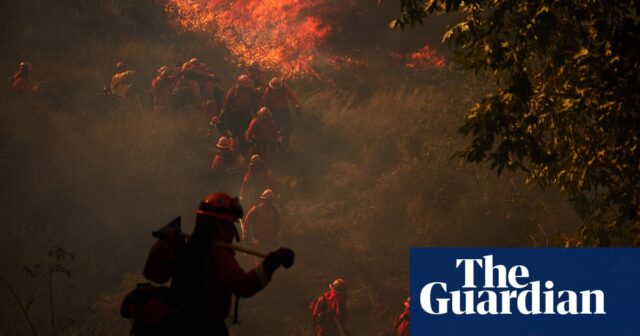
[0,1,581,335]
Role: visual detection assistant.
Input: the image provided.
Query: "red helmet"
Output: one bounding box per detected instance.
[115,62,126,72]
[19,61,33,72]
[216,136,231,150]
[250,154,262,164]
[330,278,346,292]
[268,77,283,90]
[237,74,252,88]
[197,192,244,223]
[256,107,272,119]
[259,189,274,201]
[157,65,170,75]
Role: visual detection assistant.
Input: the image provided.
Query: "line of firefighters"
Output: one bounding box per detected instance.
[159,56,411,335]
[9,59,409,336]
[148,58,300,160]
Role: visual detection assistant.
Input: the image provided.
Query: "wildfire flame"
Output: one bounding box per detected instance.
[166,0,331,77]
[391,44,446,70]
[165,1,446,77]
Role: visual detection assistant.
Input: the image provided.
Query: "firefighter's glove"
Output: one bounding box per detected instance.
[263,248,295,274]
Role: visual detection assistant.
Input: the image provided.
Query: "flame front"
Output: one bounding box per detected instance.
[166,0,331,77]
[392,44,446,70]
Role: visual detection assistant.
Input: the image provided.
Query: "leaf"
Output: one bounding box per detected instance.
[443,21,469,43]
[573,47,589,59]
[536,5,549,16]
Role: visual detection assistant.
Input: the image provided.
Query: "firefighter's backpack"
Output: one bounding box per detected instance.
[121,217,186,335]
[120,283,174,336]
[143,216,186,284]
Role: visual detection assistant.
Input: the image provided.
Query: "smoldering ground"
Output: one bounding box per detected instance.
[0,1,581,335]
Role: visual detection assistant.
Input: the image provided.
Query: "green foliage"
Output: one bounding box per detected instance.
[395,0,640,245]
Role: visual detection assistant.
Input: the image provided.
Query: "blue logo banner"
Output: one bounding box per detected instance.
[409,248,640,336]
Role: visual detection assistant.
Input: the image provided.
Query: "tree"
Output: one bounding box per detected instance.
[393,0,640,245]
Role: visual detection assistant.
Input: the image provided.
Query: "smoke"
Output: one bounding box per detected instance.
[0,1,581,335]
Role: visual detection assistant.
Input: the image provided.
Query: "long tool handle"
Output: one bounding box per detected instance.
[332,314,347,336]
[214,242,268,258]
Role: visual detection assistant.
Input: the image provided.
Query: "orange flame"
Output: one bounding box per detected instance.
[391,44,446,70]
[166,0,331,77]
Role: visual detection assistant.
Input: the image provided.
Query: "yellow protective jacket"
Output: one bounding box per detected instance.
[110,70,136,99]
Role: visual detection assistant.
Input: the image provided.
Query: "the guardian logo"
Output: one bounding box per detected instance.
[419,255,606,316]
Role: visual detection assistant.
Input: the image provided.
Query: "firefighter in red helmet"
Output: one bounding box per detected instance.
[211,136,241,184]
[239,154,274,208]
[172,58,202,108]
[310,278,349,336]
[10,61,36,94]
[245,107,278,161]
[170,192,295,335]
[392,297,410,336]
[242,189,282,263]
[211,136,232,174]
[198,63,224,121]
[263,77,300,152]
[219,75,262,152]
[151,66,175,113]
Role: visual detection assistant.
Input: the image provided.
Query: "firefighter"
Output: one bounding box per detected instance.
[242,189,281,256]
[245,107,278,162]
[151,66,175,112]
[263,77,300,152]
[219,74,261,152]
[198,63,224,121]
[180,58,200,74]
[10,61,36,94]
[110,62,136,100]
[171,58,202,109]
[182,64,202,103]
[392,297,410,336]
[211,136,240,180]
[311,279,349,336]
[170,192,295,335]
[188,57,200,67]
[239,154,274,208]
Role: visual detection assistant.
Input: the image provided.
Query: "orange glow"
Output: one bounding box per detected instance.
[391,44,446,70]
[326,55,368,69]
[166,0,331,77]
